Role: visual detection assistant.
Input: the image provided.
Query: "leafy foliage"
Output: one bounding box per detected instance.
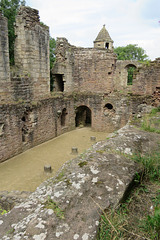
[49,36,56,69]
[0,0,26,65]
[114,44,149,61]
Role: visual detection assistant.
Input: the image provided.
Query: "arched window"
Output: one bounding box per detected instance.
[125,64,136,85]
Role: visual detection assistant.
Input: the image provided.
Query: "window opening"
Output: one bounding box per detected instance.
[105,43,109,49]
[127,65,136,85]
[104,103,113,110]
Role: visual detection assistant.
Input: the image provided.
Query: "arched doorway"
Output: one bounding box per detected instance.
[75,106,91,127]
[125,64,137,85]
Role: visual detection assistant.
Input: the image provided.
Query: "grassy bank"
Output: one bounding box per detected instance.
[97,151,160,239]
[98,108,160,240]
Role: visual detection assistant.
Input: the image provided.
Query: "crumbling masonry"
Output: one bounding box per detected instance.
[0,6,160,163]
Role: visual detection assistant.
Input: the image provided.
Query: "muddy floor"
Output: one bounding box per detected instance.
[0,127,108,192]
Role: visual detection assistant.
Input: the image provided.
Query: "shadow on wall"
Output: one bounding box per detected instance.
[61,108,67,126]
[75,106,91,127]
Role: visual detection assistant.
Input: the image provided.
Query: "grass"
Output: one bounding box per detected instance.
[140,200,160,239]
[141,107,160,134]
[6,228,15,235]
[150,107,160,116]
[0,208,7,215]
[133,152,160,181]
[141,119,160,134]
[44,196,65,219]
[97,151,160,240]
[54,169,65,182]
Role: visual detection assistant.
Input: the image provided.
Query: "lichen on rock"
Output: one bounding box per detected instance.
[0,124,160,239]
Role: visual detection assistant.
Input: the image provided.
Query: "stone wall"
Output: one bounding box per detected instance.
[14,6,50,100]
[53,38,74,92]
[11,74,33,101]
[74,93,150,132]
[0,11,11,102]
[114,60,141,91]
[73,48,117,93]
[1,92,147,163]
[53,38,117,93]
[53,38,149,94]
[0,97,75,163]
[132,58,160,96]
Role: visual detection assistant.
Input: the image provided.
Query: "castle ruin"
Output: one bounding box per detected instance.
[0,6,160,163]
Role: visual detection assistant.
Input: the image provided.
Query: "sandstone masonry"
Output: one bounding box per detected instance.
[0,11,11,102]
[14,6,50,99]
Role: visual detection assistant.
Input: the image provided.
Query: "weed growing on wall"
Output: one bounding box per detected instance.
[44,196,65,219]
[0,208,7,215]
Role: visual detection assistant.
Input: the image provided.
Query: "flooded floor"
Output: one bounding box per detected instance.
[0,128,109,192]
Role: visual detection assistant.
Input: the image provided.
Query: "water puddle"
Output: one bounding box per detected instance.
[0,127,108,192]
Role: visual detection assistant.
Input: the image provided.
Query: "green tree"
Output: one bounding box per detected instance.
[114,44,149,62]
[0,0,26,65]
[50,36,56,70]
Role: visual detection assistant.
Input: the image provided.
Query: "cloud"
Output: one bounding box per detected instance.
[26,0,160,60]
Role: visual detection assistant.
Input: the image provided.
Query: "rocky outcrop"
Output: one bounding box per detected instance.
[0,124,160,240]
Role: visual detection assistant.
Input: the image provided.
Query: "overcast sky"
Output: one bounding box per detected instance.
[26,0,160,60]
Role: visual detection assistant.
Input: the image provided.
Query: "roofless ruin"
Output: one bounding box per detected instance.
[0,6,160,163]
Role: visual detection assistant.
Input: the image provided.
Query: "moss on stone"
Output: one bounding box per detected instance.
[78,161,88,167]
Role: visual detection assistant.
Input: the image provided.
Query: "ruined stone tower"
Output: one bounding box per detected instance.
[14,6,50,99]
[94,25,114,50]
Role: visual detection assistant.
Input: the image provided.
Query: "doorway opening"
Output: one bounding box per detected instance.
[75,106,91,127]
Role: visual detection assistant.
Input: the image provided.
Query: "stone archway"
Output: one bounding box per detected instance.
[75,106,91,127]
